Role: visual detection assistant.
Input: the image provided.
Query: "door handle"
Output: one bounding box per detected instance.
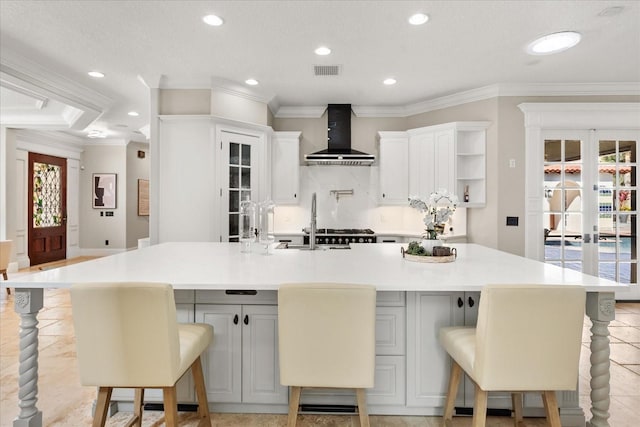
[583,234,591,244]
[233,314,239,325]
[243,314,249,325]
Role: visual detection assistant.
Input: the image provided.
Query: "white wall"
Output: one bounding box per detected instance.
[80,144,127,251]
[126,142,149,248]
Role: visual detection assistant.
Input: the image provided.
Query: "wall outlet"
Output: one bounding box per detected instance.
[105,240,109,246]
[509,159,516,168]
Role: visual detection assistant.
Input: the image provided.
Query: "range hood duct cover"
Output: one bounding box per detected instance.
[304,104,375,166]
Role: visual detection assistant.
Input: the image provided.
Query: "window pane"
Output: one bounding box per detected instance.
[599,262,617,282]
[241,167,251,189]
[564,240,582,260]
[564,262,582,273]
[230,143,240,165]
[544,140,561,162]
[229,213,239,236]
[229,166,239,189]
[229,190,239,213]
[564,140,581,162]
[241,144,251,166]
[241,190,252,202]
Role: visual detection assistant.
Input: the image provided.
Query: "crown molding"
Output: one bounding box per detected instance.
[274,106,327,118]
[277,82,640,119]
[15,129,85,158]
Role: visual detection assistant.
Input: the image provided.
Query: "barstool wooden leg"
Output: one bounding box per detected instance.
[287,386,301,427]
[133,388,144,427]
[511,392,523,426]
[191,356,212,425]
[93,386,112,427]
[443,360,462,425]
[356,388,370,427]
[163,386,179,427]
[542,390,561,427]
[472,384,488,427]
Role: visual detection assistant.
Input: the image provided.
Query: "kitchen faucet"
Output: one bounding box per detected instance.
[310,192,317,250]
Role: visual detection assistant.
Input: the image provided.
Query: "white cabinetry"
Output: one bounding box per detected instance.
[195,291,287,406]
[379,122,489,208]
[454,122,490,207]
[408,127,455,198]
[378,132,409,205]
[271,131,301,204]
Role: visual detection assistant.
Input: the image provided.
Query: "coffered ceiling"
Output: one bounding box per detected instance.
[1,0,639,143]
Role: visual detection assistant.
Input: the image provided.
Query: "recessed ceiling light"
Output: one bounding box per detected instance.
[315,46,331,56]
[202,14,224,26]
[245,79,259,86]
[408,13,429,25]
[128,111,139,117]
[383,78,397,85]
[88,71,105,78]
[526,31,581,55]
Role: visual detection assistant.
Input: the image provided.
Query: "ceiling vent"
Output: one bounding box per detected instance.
[314,65,341,76]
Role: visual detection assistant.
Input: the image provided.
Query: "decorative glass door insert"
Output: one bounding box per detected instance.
[32,162,62,227]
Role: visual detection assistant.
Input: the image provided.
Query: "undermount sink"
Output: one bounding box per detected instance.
[275,243,351,250]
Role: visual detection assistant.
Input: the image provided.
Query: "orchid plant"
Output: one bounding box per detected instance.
[409,189,458,240]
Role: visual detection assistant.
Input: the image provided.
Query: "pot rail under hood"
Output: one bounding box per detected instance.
[304,104,375,166]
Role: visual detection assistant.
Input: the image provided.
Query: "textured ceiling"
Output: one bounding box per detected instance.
[1,0,639,141]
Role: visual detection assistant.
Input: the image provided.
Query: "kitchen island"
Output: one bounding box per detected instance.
[5,242,626,427]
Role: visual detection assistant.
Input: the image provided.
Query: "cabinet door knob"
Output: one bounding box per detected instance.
[233,314,239,325]
[382,193,386,198]
[243,314,249,325]
[457,297,463,308]
[468,296,475,308]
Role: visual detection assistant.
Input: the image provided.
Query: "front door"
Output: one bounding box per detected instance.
[28,152,67,266]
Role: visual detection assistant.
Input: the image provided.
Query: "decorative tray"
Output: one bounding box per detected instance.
[401,247,456,263]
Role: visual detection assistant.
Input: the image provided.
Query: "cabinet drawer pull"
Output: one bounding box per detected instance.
[457,297,463,308]
[244,314,249,325]
[225,290,258,296]
[468,296,475,308]
[233,314,239,325]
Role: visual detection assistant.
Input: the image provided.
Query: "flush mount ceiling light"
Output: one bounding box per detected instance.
[87,130,107,139]
[383,78,397,85]
[408,13,429,25]
[527,31,582,55]
[128,111,139,117]
[314,46,331,56]
[88,71,105,78]
[245,78,259,86]
[202,14,224,26]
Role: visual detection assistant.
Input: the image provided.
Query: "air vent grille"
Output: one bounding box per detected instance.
[314,65,341,76]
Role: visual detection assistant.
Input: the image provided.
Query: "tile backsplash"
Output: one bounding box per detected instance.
[273,166,466,236]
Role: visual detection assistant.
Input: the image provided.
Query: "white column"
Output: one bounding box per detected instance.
[586,291,615,427]
[13,288,44,427]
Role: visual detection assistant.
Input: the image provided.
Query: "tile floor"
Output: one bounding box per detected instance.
[1,259,639,426]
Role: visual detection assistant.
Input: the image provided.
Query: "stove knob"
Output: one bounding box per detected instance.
[359,237,364,243]
[344,237,349,244]
[367,238,373,243]
[316,237,320,244]
[331,238,336,244]
[338,238,343,244]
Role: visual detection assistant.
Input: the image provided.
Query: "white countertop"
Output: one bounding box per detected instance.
[5,242,625,293]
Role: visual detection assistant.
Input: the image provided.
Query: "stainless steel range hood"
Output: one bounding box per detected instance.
[304,104,375,166]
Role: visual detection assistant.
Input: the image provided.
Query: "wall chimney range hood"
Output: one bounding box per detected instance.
[304,104,375,166]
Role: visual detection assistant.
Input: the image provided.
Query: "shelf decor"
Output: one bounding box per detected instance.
[409,189,458,245]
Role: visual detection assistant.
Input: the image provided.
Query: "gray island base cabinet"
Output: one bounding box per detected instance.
[5,243,624,427]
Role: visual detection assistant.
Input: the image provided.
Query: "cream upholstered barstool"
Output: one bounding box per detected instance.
[1,240,12,295]
[70,282,213,427]
[278,283,377,427]
[439,284,586,427]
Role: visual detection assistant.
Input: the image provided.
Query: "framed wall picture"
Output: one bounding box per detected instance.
[138,179,149,216]
[92,173,117,209]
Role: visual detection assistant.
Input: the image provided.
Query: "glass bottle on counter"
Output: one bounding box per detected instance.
[258,200,275,254]
[239,198,256,253]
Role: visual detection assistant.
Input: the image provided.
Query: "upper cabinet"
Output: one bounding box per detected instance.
[271,131,301,205]
[379,122,490,207]
[378,132,409,205]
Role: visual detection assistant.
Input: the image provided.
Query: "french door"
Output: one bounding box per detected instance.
[542,130,639,299]
[28,152,67,265]
[219,131,261,242]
